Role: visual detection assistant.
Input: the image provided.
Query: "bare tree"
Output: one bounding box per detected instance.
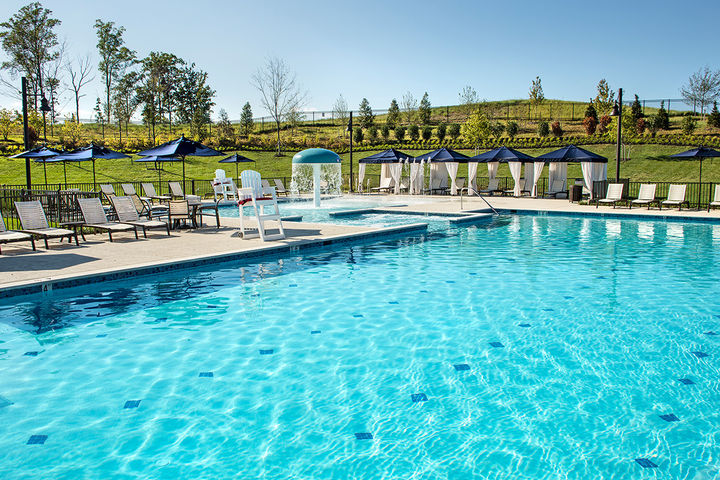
[251,57,307,155]
[681,67,720,117]
[458,85,478,116]
[66,54,94,122]
[44,40,65,135]
[400,91,417,124]
[332,94,349,126]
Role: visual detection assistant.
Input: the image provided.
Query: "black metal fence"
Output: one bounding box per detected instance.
[0,188,99,230]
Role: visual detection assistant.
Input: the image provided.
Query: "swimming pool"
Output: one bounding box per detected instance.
[1,214,719,479]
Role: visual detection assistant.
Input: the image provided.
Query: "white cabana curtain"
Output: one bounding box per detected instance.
[445,162,460,195]
[532,161,545,197]
[548,162,567,190]
[581,162,608,198]
[487,161,499,180]
[509,161,523,197]
[358,163,366,192]
[523,163,534,196]
[390,163,403,194]
[381,164,392,188]
[430,163,448,192]
[409,162,420,194]
[467,162,479,194]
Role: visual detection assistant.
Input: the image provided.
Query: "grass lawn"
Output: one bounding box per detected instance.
[1,143,717,188]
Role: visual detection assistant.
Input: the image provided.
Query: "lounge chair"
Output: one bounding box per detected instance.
[100,184,116,198]
[121,183,138,196]
[127,193,168,220]
[14,200,79,248]
[597,183,624,208]
[544,179,567,198]
[371,177,393,193]
[141,183,171,202]
[168,181,201,202]
[238,170,285,241]
[479,178,501,196]
[630,184,657,209]
[504,178,525,196]
[77,197,138,242]
[660,184,689,210]
[110,196,170,237]
[708,185,720,212]
[274,179,288,196]
[0,209,35,253]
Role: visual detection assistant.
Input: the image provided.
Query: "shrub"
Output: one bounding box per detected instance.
[537,121,550,137]
[395,125,406,142]
[368,125,378,143]
[381,125,391,141]
[436,123,447,141]
[582,116,597,135]
[489,122,505,139]
[647,115,659,137]
[353,127,364,143]
[421,126,432,141]
[506,121,518,139]
[598,115,612,134]
[584,100,598,121]
[708,101,720,129]
[409,124,420,141]
[550,121,563,137]
[657,101,670,130]
[681,113,697,135]
[636,118,646,134]
[448,123,461,141]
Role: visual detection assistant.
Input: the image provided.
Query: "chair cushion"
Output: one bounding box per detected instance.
[238,197,273,205]
[0,231,32,242]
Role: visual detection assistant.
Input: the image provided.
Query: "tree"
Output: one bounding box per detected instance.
[680,67,720,117]
[594,79,615,115]
[401,91,417,124]
[240,102,254,136]
[408,124,419,141]
[395,125,406,142]
[59,115,83,149]
[368,125,378,143]
[630,94,643,121]
[436,123,446,142]
[528,76,544,118]
[598,115,612,134]
[358,98,374,128]
[0,108,15,140]
[448,123,461,141]
[285,108,303,136]
[135,52,184,141]
[216,109,235,147]
[708,101,720,129]
[387,99,400,128]
[461,111,490,148]
[584,100,598,121]
[332,94,348,126]
[656,101,670,130]
[0,3,61,111]
[489,122,505,139]
[67,54,95,123]
[43,41,64,135]
[381,124,390,141]
[251,57,307,155]
[174,63,216,139]
[112,71,138,139]
[94,97,105,138]
[353,126,363,143]
[458,85,479,116]
[647,115,660,137]
[537,121,549,137]
[506,121,518,139]
[95,19,135,124]
[421,126,432,141]
[418,92,431,124]
[582,116,598,135]
[681,113,697,134]
[550,121,563,137]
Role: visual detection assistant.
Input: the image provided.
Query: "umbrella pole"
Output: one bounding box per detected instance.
[63,161,67,188]
[43,161,47,186]
[699,158,703,210]
[157,161,161,186]
[93,160,97,192]
[236,162,239,183]
[182,158,186,193]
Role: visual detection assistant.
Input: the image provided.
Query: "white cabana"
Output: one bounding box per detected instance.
[410,161,424,194]
[531,161,546,197]
[389,163,403,194]
[548,162,568,192]
[467,161,479,194]
[445,162,460,195]
[509,162,523,196]
[429,162,448,193]
[358,163,366,191]
[536,145,608,199]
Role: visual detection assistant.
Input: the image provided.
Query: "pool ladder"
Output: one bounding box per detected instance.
[459,187,499,215]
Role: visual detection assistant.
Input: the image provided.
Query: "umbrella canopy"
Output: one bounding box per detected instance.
[359,148,414,164]
[535,144,607,163]
[669,146,720,208]
[470,146,534,162]
[11,146,63,185]
[53,142,130,190]
[135,155,183,184]
[414,147,470,163]
[138,135,223,185]
[219,153,255,179]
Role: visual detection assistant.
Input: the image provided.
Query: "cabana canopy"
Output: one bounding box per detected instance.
[535,144,607,163]
[472,146,536,197]
[470,146,534,162]
[536,145,607,199]
[414,147,470,163]
[669,146,720,207]
[359,148,414,164]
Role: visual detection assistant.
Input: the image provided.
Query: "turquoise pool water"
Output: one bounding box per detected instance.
[1,215,720,479]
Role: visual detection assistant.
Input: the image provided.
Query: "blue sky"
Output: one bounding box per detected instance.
[1,0,719,120]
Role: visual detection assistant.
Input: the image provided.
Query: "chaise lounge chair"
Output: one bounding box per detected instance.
[708,185,720,212]
[110,196,170,237]
[141,183,171,202]
[77,197,138,242]
[630,184,657,209]
[371,177,393,193]
[660,184,689,210]
[479,178,501,196]
[238,170,285,241]
[544,179,567,198]
[274,179,288,196]
[596,183,624,208]
[168,181,200,202]
[0,209,35,253]
[14,200,79,248]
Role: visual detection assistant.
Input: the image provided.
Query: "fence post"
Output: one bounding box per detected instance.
[191,180,195,195]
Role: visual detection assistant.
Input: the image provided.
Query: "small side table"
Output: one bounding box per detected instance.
[59,221,87,242]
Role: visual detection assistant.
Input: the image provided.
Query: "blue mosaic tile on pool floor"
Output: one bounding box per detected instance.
[260,349,274,355]
[678,378,696,385]
[26,435,47,445]
[123,400,141,409]
[691,351,709,358]
[311,330,321,334]
[519,323,531,328]
[411,393,428,402]
[635,458,658,468]
[659,413,679,422]
[198,372,214,378]
[489,342,504,348]
[454,364,470,371]
[355,432,373,440]
[24,351,39,356]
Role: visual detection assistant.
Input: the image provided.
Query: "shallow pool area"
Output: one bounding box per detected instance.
[1,214,719,479]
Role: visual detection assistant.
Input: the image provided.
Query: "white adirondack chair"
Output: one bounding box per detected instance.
[238,170,285,241]
[212,169,236,201]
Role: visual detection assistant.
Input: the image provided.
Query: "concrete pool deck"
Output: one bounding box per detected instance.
[1,194,719,296]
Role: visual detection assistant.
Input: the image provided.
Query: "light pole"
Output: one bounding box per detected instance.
[610,88,623,182]
[40,96,51,143]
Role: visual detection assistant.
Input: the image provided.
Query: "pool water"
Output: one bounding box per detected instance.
[1,215,720,479]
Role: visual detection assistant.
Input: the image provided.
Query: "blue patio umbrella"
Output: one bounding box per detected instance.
[669,146,720,207]
[218,153,255,180]
[10,146,62,185]
[414,147,470,163]
[535,144,607,163]
[134,155,183,184]
[470,146,534,162]
[138,135,224,185]
[54,143,130,190]
[359,148,414,164]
